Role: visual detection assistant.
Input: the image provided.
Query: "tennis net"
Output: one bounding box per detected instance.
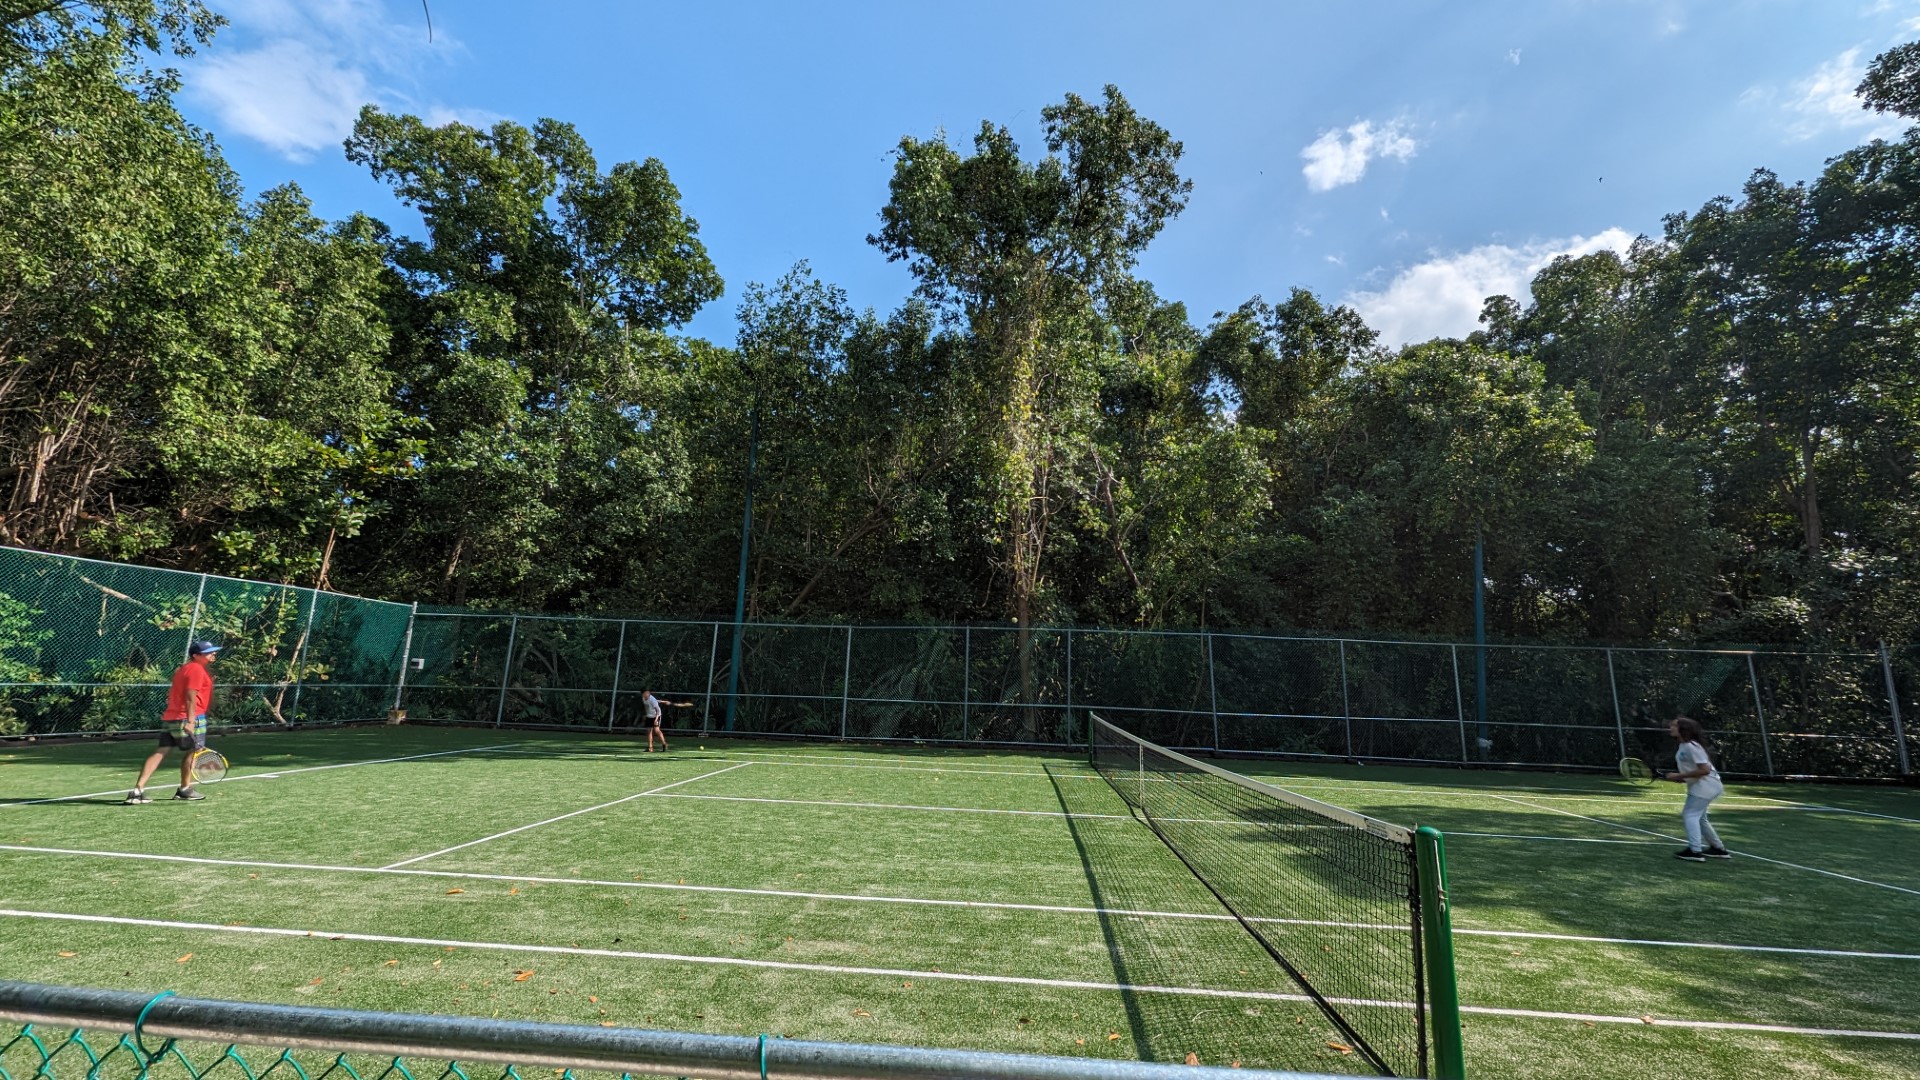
[1089,714,1461,1078]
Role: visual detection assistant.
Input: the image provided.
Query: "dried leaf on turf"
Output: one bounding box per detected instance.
[1185,1054,1199,1066]
[852,1009,871,1017]
[446,889,465,895]
[384,960,399,966]
[1641,1016,1655,1025]
[57,951,76,958]
[1075,1039,1085,1046]
[588,996,598,1003]
[1327,1042,1353,1055]
[176,953,193,963]
[513,970,534,981]
[1107,1033,1121,1042]
[309,978,323,986]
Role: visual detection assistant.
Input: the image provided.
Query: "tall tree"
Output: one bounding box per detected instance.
[871,87,1189,713]
[343,109,722,607]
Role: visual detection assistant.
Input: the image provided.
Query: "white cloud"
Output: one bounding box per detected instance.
[1507,48,1522,66]
[1346,228,1636,347]
[189,0,484,161]
[1299,119,1419,193]
[1748,46,1907,143]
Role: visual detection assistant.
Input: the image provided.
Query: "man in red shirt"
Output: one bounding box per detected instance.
[126,640,222,803]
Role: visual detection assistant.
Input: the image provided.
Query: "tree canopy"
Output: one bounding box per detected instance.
[3,14,1917,659]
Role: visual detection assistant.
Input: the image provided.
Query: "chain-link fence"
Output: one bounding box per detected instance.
[0,546,414,737]
[2,545,1912,779]
[400,611,1916,780]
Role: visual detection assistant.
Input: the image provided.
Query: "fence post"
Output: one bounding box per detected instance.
[1339,638,1354,760]
[288,589,320,724]
[1206,631,1221,752]
[1605,648,1626,761]
[182,574,208,663]
[961,626,971,742]
[840,626,854,740]
[1746,652,1775,776]
[1450,644,1467,762]
[607,620,628,731]
[1882,641,1911,777]
[392,603,418,713]
[703,622,720,734]
[1065,628,1075,745]
[495,616,519,728]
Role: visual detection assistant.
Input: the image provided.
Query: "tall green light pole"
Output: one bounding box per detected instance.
[1474,528,1489,760]
[723,406,759,731]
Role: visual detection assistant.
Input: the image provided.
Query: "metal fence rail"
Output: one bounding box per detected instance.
[0,981,1335,1080]
[2,545,1914,780]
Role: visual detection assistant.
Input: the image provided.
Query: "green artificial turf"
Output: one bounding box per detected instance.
[2,724,1917,1079]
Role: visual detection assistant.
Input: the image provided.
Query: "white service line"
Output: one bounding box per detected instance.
[5,743,525,807]
[3,907,1917,1042]
[651,792,1130,820]
[6,842,1916,962]
[380,762,753,869]
[1446,832,1669,847]
[1486,793,1920,898]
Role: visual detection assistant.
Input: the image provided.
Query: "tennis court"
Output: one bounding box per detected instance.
[2,723,1917,1080]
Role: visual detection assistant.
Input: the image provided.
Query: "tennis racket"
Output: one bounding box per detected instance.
[1618,757,1655,786]
[190,748,229,784]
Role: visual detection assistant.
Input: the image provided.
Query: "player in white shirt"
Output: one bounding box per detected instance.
[639,689,691,752]
[1667,716,1731,862]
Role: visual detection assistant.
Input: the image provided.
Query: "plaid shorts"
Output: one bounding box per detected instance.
[158,718,207,752]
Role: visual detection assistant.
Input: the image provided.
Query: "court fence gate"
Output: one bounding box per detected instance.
[2,545,1913,780]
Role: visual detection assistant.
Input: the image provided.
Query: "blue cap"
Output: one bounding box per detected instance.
[189,641,223,656]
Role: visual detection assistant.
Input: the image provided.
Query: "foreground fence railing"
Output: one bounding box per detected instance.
[3,545,1914,779]
[0,981,1338,1080]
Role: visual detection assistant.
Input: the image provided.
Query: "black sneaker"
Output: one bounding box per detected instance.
[124,790,151,804]
[1674,849,1707,863]
[1704,847,1732,860]
[173,787,206,801]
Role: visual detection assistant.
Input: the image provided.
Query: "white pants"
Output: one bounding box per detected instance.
[1682,791,1723,852]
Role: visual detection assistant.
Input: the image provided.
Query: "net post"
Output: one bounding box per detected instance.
[1746,653,1774,776]
[392,603,418,713]
[1605,648,1626,761]
[495,615,519,728]
[1882,641,1910,776]
[840,626,854,740]
[1065,627,1075,746]
[1415,826,1467,1080]
[608,620,628,731]
[1205,631,1221,752]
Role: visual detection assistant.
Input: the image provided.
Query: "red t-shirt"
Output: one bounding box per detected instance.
[163,661,214,721]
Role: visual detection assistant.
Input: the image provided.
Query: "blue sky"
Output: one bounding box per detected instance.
[179,1,1919,347]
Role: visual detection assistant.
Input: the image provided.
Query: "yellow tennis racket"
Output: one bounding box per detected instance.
[190,748,229,784]
[1618,757,1655,786]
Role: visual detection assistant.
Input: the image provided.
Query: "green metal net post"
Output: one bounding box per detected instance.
[1415,826,1466,1080]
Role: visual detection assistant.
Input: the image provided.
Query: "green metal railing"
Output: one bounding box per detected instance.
[0,982,1343,1080]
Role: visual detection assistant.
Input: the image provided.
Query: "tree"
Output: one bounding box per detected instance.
[871,86,1190,717]
[343,109,723,607]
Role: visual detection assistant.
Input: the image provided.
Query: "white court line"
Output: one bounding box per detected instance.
[6,843,1915,962]
[3,744,524,807]
[3,908,1916,1042]
[1447,831,1669,847]
[654,793,1131,820]
[1487,793,1920,898]
[380,763,752,869]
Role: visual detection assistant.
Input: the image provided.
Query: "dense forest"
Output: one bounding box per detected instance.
[3,2,1917,653]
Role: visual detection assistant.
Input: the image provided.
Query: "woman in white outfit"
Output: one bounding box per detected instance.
[1667,716,1731,862]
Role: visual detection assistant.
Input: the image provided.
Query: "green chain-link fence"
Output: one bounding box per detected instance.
[0,547,414,737]
[2,545,1911,779]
